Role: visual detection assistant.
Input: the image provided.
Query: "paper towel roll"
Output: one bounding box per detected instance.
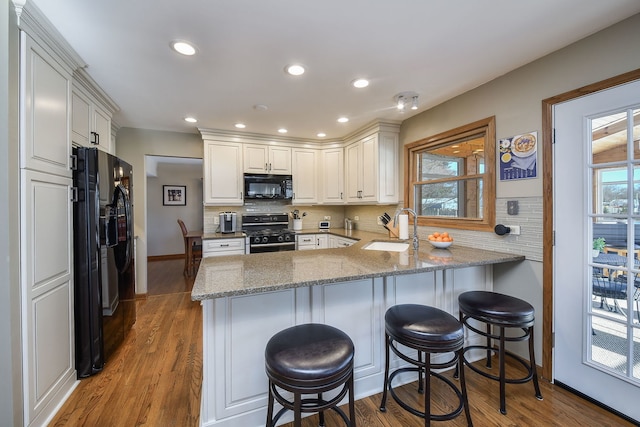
[398,214,409,240]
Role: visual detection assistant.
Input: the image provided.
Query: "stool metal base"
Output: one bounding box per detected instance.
[267,376,354,427]
[457,313,543,415]
[380,334,473,427]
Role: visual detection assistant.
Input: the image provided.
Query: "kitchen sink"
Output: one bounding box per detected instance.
[362,241,410,252]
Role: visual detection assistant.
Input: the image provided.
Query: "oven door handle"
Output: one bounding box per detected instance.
[250,242,295,248]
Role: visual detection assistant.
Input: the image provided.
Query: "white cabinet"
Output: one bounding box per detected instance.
[329,235,357,248]
[20,34,72,177]
[71,83,113,153]
[243,144,291,174]
[202,238,246,257]
[203,141,244,206]
[345,132,398,204]
[320,148,345,204]
[19,31,76,426]
[296,233,328,250]
[291,148,318,204]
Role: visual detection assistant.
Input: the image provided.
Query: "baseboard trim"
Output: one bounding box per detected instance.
[148,254,183,262]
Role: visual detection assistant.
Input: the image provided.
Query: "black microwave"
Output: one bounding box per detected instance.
[244,174,293,200]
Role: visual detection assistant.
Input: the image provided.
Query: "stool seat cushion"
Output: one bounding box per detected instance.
[265,323,354,388]
[458,291,534,326]
[385,304,463,352]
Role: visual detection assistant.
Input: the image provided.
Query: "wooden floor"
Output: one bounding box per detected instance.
[50,259,634,426]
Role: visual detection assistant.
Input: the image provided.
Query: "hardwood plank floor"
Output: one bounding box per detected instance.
[50,259,633,426]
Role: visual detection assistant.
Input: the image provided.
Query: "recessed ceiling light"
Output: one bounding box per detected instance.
[337,117,349,123]
[171,40,197,56]
[285,64,305,76]
[352,78,369,88]
[235,123,246,129]
[278,128,288,134]
[317,132,326,138]
[184,116,197,123]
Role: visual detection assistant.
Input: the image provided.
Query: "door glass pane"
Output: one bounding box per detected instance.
[589,109,639,382]
[634,328,640,380]
[592,112,627,164]
[593,167,629,215]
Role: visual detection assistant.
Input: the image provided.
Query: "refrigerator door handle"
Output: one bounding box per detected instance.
[102,207,119,248]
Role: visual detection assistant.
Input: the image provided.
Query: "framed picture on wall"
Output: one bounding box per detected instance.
[163,185,186,206]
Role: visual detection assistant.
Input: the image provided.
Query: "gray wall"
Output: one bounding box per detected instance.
[1,0,23,424]
[147,161,203,256]
[400,13,640,361]
[115,128,203,294]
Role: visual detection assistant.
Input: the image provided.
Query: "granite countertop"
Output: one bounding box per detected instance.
[191,229,524,301]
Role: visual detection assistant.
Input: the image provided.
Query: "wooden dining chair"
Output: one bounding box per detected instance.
[177,219,202,277]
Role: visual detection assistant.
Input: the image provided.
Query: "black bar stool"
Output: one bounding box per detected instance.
[265,323,356,427]
[456,290,543,415]
[379,304,473,427]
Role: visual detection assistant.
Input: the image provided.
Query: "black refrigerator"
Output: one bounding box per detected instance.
[72,147,136,378]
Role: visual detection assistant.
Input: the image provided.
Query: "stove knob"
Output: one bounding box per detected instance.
[253,236,261,244]
[284,234,292,242]
[277,235,284,242]
[262,236,269,243]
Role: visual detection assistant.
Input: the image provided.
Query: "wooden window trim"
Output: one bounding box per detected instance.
[404,116,496,231]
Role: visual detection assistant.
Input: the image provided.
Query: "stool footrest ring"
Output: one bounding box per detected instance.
[384,367,464,422]
[461,345,535,384]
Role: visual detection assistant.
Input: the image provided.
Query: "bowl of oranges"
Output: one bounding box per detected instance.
[427,232,453,248]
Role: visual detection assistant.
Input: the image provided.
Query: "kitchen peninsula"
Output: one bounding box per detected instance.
[192,230,523,427]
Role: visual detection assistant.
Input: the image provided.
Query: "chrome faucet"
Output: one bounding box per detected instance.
[393,208,419,251]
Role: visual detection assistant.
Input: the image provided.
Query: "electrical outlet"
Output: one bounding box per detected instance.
[377,217,383,225]
[506,225,521,235]
[324,216,331,220]
[354,216,359,221]
[213,217,219,225]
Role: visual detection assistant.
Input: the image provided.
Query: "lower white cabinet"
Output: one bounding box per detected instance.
[329,235,357,248]
[202,238,245,257]
[296,233,328,250]
[21,170,76,426]
[198,265,491,427]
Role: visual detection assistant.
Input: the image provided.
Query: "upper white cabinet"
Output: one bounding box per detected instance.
[244,144,291,174]
[71,84,112,153]
[203,140,244,206]
[321,148,345,204]
[291,148,318,204]
[345,131,398,204]
[20,33,72,177]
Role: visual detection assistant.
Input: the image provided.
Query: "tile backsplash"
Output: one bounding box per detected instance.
[203,197,542,261]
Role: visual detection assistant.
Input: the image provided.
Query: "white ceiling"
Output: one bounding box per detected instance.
[29,0,640,141]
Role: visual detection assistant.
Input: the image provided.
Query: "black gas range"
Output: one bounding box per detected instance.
[242,213,296,253]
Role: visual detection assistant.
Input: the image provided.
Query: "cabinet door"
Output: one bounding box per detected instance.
[243,144,268,173]
[321,148,345,204]
[345,142,361,202]
[204,141,244,205]
[316,234,328,249]
[20,34,72,177]
[93,105,112,153]
[21,170,76,425]
[269,146,292,174]
[359,135,378,201]
[296,234,316,250]
[202,238,246,257]
[71,90,90,147]
[292,148,318,204]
